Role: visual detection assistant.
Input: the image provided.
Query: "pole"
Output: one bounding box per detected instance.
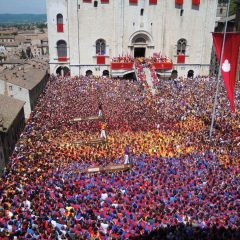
[209,0,230,138]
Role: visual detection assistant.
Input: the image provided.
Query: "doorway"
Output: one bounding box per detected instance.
[187,70,194,79]
[134,48,146,58]
[86,70,93,76]
[56,66,70,76]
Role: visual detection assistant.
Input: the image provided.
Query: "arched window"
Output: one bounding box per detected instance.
[57,40,67,60]
[134,37,146,44]
[57,14,63,32]
[177,38,187,55]
[96,39,106,55]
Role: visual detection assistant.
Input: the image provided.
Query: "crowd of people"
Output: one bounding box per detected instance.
[111,56,134,63]
[0,73,239,239]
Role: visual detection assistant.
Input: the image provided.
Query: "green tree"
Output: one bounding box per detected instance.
[229,0,236,15]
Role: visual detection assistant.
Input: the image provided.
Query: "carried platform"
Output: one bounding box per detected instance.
[84,163,132,174]
[74,138,106,146]
[73,115,100,122]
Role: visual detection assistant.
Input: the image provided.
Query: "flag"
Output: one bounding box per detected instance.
[212,32,240,112]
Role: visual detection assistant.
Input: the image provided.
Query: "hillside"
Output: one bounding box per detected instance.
[0,14,47,24]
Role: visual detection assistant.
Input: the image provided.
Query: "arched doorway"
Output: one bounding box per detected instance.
[134,37,147,57]
[123,72,136,81]
[56,66,70,76]
[171,70,178,80]
[86,70,93,76]
[102,70,109,77]
[187,70,194,79]
[130,31,153,58]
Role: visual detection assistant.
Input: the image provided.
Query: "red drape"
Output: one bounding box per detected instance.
[129,0,138,4]
[153,62,173,70]
[192,0,200,5]
[97,56,106,64]
[149,0,157,4]
[57,23,63,32]
[58,57,67,62]
[212,32,240,112]
[177,54,185,63]
[111,63,133,70]
[101,0,109,3]
[176,0,184,5]
[83,0,92,2]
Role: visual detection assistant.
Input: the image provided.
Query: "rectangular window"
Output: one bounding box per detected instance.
[9,85,13,91]
[192,0,200,5]
[129,0,138,4]
[19,87,22,91]
[149,0,157,4]
[176,0,184,4]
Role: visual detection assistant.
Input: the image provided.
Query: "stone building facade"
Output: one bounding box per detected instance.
[0,95,25,175]
[47,0,218,78]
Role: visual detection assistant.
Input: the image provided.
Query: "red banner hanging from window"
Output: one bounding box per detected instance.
[192,0,200,5]
[177,54,185,63]
[83,0,92,3]
[57,23,63,33]
[149,0,157,4]
[129,0,138,4]
[97,56,106,64]
[101,0,109,3]
[58,57,67,62]
[176,0,184,5]
[212,32,240,112]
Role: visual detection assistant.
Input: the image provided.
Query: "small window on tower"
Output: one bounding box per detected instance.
[78,4,80,9]
[94,1,98,7]
[180,9,184,16]
[140,9,144,16]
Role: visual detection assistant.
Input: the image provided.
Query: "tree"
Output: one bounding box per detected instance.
[229,0,236,15]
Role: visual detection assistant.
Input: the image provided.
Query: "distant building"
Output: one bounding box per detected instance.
[0,94,25,175]
[47,0,218,78]
[216,0,228,19]
[0,59,49,118]
[0,28,18,36]
[0,35,15,43]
